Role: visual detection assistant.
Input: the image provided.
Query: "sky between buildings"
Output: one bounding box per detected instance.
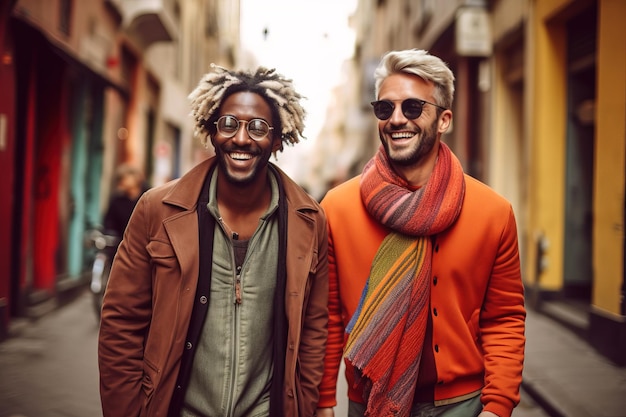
[239,0,357,183]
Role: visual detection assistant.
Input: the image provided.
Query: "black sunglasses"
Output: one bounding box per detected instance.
[370,98,446,120]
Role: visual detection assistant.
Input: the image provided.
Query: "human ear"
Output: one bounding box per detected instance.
[438,110,452,133]
[271,136,283,153]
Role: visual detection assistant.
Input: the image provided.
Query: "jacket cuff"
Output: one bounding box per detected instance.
[316,392,337,409]
[483,398,514,417]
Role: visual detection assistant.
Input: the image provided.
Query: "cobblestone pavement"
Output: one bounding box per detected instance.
[0,289,557,417]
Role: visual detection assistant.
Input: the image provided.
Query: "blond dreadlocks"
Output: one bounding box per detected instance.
[189,64,307,151]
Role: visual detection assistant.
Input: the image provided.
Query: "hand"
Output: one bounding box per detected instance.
[316,408,335,417]
[478,412,499,417]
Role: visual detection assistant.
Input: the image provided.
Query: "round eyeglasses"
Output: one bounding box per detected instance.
[370,98,446,120]
[214,115,274,141]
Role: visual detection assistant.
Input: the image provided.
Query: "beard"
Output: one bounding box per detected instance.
[381,116,439,167]
[213,143,272,187]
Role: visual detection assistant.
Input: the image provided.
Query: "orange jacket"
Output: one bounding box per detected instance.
[318,174,525,417]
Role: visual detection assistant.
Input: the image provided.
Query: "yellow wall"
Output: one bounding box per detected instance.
[593,0,626,315]
[528,0,626,314]
[527,0,569,290]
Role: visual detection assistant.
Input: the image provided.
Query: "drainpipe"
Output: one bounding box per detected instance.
[532,232,549,309]
[622,172,626,316]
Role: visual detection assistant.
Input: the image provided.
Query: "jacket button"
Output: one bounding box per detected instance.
[186,341,192,350]
[433,308,438,316]
[200,295,208,304]
[434,344,439,353]
[434,244,439,252]
[433,276,438,285]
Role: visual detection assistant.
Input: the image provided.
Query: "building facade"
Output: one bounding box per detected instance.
[318,0,625,365]
[0,0,239,337]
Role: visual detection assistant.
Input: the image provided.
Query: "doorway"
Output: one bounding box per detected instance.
[563,5,596,302]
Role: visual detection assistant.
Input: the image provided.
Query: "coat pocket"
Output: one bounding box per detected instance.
[140,359,158,416]
[146,240,179,272]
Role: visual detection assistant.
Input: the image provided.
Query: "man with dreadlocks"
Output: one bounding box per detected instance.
[316,49,525,417]
[98,65,329,417]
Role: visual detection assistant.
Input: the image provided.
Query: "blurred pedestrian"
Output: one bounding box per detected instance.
[316,49,526,417]
[103,164,145,239]
[98,65,329,417]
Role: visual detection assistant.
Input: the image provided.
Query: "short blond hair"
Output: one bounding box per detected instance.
[374,49,455,110]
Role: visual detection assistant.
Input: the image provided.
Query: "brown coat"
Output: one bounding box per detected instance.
[98,158,328,417]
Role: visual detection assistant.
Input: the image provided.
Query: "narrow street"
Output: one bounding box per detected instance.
[0,289,549,417]
[0,290,101,417]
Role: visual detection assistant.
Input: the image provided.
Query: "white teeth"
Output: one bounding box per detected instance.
[390,132,415,139]
[229,152,252,160]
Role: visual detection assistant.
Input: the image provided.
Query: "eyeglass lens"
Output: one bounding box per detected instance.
[215,115,272,141]
[371,99,425,120]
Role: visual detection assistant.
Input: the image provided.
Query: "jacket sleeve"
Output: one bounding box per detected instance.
[316,205,346,408]
[480,206,526,417]
[98,193,153,417]
[297,210,330,416]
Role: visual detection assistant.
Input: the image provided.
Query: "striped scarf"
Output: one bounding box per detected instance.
[346,142,465,416]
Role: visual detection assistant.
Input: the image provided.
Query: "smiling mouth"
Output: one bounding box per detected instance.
[390,132,416,139]
[228,152,253,161]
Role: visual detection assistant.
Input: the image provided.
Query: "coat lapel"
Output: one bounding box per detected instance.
[161,158,215,292]
[164,212,200,289]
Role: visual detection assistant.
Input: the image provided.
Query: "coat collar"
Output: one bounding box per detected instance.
[161,156,320,214]
[161,158,215,211]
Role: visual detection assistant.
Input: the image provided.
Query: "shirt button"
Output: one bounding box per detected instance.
[200,295,208,304]
[185,341,192,350]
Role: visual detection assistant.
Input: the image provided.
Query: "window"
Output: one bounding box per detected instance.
[59,0,73,36]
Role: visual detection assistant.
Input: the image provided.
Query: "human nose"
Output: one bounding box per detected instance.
[231,120,253,144]
[388,103,407,124]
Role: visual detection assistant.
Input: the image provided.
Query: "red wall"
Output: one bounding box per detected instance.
[0,4,17,332]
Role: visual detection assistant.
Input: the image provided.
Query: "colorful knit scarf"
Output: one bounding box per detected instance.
[345,142,465,417]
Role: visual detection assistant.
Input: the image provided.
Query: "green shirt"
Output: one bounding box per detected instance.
[182,170,279,417]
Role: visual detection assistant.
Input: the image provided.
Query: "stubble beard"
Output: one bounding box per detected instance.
[214,145,271,187]
[381,117,439,167]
